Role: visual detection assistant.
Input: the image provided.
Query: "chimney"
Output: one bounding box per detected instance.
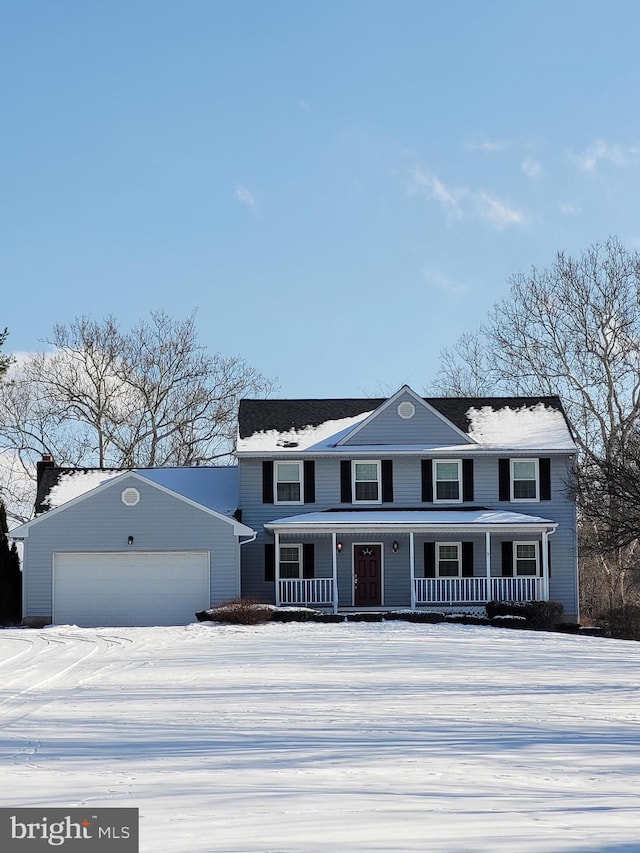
[36,454,55,486]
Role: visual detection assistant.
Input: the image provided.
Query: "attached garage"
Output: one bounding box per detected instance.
[53,551,211,627]
[12,468,256,627]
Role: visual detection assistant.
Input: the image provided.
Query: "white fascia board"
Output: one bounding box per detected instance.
[236,446,577,458]
[335,385,475,447]
[265,521,558,535]
[12,470,254,539]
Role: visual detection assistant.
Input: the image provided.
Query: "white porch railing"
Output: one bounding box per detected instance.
[278,578,335,607]
[277,576,546,609]
[414,576,546,605]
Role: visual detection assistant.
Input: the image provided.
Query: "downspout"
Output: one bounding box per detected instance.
[238,531,257,599]
[542,525,557,602]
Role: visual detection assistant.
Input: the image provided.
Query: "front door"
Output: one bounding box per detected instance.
[353,544,382,606]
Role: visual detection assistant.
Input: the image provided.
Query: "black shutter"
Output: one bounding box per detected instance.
[304,460,316,503]
[262,461,274,504]
[462,542,474,577]
[265,543,275,581]
[539,458,551,501]
[303,543,315,578]
[462,459,474,502]
[421,460,433,502]
[498,459,510,501]
[501,541,513,577]
[381,460,394,503]
[424,542,436,578]
[340,460,352,503]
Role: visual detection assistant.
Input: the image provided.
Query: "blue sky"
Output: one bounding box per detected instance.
[3,0,640,398]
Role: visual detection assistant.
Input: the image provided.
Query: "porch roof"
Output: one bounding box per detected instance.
[265,508,557,534]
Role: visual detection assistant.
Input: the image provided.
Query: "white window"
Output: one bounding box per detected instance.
[279,545,302,579]
[436,542,462,577]
[511,459,539,501]
[353,461,381,503]
[514,542,539,576]
[275,462,303,504]
[434,460,462,503]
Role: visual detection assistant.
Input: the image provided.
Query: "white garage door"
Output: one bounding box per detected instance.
[53,551,210,627]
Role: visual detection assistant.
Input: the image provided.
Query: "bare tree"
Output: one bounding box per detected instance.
[434,238,640,463]
[0,328,11,380]
[431,237,640,619]
[0,311,277,523]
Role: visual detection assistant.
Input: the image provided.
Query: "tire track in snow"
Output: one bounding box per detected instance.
[0,630,139,731]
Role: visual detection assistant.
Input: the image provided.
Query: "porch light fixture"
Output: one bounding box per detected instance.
[336,541,343,554]
[392,540,399,553]
[127,535,134,546]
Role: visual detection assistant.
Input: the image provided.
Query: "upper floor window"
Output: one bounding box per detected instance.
[434,460,462,503]
[511,459,539,501]
[353,460,381,503]
[275,461,303,504]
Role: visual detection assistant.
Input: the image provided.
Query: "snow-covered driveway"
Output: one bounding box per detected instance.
[1,621,639,852]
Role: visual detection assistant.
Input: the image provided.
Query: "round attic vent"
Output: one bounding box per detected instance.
[397,401,416,420]
[121,487,140,507]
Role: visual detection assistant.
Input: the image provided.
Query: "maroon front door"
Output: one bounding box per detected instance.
[353,545,382,606]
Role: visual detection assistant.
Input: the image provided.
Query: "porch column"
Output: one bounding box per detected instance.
[409,532,416,610]
[541,530,549,601]
[485,531,491,602]
[274,532,281,607]
[332,532,338,614]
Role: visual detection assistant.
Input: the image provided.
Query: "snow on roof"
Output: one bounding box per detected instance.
[266,509,556,529]
[43,467,240,516]
[44,470,124,510]
[466,403,575,450]
[235,413,372,453]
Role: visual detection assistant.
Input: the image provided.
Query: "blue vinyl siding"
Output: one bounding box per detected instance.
[239,452,578,618]
[22,474,241,622]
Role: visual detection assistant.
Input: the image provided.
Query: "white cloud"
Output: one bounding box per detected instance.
[570,139,639,172]
[410,168,464,218]
[474,191,527,230]
[522,157,542,177]
[233,185,257,212]
[423,267,466,297]
[298,98,311,112]
[410,168,527,231]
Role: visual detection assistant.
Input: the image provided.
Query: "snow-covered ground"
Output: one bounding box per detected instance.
[1,621,639,852]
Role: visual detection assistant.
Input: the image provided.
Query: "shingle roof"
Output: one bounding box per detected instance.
[238,395,568,439]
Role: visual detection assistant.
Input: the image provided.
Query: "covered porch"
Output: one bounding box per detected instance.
[265,510,556,613]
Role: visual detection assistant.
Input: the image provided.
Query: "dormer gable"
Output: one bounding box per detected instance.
[337,386,474,448]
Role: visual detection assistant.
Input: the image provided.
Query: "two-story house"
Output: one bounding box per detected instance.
[11,385,579,626]
[236,386,579,620]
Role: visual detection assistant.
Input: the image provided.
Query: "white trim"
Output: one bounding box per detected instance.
[12,470,254,539]
[121,487,140,506]
[409,532,416,610]
[336,385,475,446]
[510,458,540,503]
[352,542,384,607]
[433,458,463,504]
[513,540,540,576]
[352,459,382,505]
[236,447,578,458]
[279,542,303,579]
[274,460,304,505]
[436,541,462,577]
[52,550,211,627]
